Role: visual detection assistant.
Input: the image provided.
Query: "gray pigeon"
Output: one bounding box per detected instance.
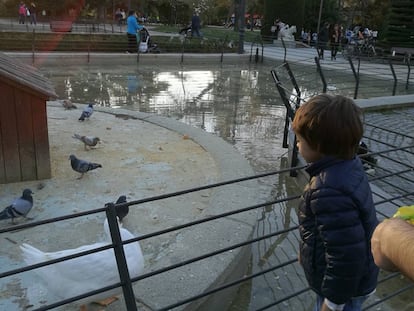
[72,134,101,150]
[69,154,102,179]
[115,195,129,223]
[78,103,94,121]
[62,99,77,110]
[0,189,34,224]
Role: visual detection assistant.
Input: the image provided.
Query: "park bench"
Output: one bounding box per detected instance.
[391,46,414,63]
[50,20,73,32]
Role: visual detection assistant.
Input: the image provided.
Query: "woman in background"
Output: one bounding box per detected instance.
[126,10,143,53]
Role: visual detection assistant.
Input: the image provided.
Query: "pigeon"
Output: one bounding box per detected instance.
[357,141,377,172]
[62,99,77,110]
[0,189,34,224]
[69,154,102,179]
[78,103,94,121]
[73,133,101,150]
[115,195,129,223]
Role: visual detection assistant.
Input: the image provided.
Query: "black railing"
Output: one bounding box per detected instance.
[2,133,414,310]
[1,26,414,310]
[0,26,236,65]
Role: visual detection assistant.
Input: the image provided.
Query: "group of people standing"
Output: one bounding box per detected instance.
[316,22,342,60]
[18,1,37,25]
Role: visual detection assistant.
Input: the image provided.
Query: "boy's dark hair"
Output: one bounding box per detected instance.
[292,94,363,159]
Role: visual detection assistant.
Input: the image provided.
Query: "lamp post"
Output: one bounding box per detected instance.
[317,0,324,35]
[238,0,246,54]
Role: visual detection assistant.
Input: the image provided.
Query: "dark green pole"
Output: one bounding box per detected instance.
[238,0,246,54]
[317,0,323,35]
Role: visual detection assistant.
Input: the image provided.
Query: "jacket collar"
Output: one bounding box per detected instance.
[305,156,344,177]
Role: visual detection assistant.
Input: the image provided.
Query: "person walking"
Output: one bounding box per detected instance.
[330,23,341,60]
[191,12,202,38]
[29,2,37,25]
[317,22,329,59]
[18,2,26,24]
[115,8,122,26]
[126,10,143,53]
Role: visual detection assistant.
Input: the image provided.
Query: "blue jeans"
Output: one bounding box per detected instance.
[314,294,368,311]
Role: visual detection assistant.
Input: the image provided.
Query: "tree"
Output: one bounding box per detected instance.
[303,0,340,33]
[384,0,414,47]
[261,0,305,37]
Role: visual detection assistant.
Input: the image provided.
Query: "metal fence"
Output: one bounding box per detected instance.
[1,25,414,310]
[264,52,414,100]
[1,137,414,310]
[0,18,236,66]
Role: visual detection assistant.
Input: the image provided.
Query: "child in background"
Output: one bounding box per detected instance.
[292,94,379,311]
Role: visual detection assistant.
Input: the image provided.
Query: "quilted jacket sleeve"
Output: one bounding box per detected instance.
[310,185,369,304]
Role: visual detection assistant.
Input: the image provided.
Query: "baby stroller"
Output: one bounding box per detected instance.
[138,28,160,53]
[179,24,191,36]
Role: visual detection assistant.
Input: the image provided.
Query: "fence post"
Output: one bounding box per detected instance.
[220,35,228,63]
[314,57,327,93]
[283,62,301,105]
[105,203,138,311]
[88,32,91,64]
[406,57,411,90]
[261,41,264,63]
[181,37,186,64]
[281,38,287,62]
[271,69,298,177]
[31,28,35,66]
[389,60,397,96]
[348,57,360,99]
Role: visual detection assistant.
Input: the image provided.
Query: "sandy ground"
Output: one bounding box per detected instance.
[0,102,221,310]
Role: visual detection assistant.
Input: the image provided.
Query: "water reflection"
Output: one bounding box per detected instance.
[42,64,290,172]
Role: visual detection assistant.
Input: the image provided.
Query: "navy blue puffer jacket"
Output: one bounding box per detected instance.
[298,156,379,304]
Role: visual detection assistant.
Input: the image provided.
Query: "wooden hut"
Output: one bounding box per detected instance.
[0,53,57,183]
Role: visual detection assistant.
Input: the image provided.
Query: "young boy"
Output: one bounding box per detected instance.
[292,94,379,311]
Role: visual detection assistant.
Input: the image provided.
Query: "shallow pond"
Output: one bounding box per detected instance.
[40,62,411,310]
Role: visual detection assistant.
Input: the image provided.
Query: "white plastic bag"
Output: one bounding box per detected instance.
[139,42,148,53]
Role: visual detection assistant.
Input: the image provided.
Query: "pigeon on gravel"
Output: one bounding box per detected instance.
[62,99,77,110]
[115,195,129,223]
[73,134,101,150]
[78,103,94,121]
[69,154,102,179]
[0,189,34,224]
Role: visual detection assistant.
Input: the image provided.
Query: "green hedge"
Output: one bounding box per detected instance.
[0,32,238,53]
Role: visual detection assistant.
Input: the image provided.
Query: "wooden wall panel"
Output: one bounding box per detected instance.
[15,90,37,181]
[0,83,20,182]
[0,120,4,183]
[32,97,51,179]
[0,76,52,183]
[0,88,5,183]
